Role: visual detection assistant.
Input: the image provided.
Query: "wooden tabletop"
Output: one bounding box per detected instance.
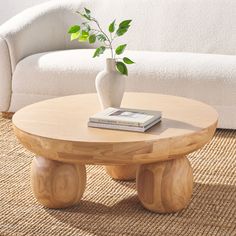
[13,93,218,164]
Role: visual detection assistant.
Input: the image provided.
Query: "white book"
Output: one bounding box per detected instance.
[88,118,161,132]
[89,107,162,127]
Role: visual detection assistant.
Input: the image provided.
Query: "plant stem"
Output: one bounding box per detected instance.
[92,18,114,59]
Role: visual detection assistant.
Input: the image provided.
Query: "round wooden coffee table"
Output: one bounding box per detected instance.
[12,93,218,213]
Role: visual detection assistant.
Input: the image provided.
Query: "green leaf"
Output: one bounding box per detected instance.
[116,27,129,36]
[97,34,107,42]
[81,22,91,32]
[82,8,91,21]
[119,20,132,28]
[76,11,91,21]
[68,25,80,34]
[82,14,91,21]
[115,44,127,55]
[84,8,91,15]
[116,62,128,76]
[123,57,135,64]
[89,34,96,44]
[109,20,116,33]
[93,46,106,58]
[78,30,89,42]
[70,31,80,41]
[116,19,132,36]
[93,48,100,58]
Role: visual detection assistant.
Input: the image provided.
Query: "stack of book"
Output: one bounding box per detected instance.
[88,107,162,132]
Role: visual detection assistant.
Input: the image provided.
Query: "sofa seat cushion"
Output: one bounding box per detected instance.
[11,49,236,128]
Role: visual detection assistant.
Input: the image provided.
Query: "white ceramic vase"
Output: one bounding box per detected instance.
[95,58,125,110]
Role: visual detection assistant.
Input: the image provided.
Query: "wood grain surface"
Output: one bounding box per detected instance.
[13,93,218,165]
[105,164,138,180]
[31,156,86,208]
[137,156,193,213]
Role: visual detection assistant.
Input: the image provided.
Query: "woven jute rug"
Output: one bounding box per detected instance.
[0,114,235,236]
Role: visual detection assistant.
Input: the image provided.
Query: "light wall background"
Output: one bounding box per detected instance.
[0,0,50,25]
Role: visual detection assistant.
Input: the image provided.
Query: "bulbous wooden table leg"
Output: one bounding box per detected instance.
[105,164,138,181]
[31,156,87,209]
[137,156,193,213]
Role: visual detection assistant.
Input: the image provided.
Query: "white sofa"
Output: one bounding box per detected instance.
[0,0,235,129]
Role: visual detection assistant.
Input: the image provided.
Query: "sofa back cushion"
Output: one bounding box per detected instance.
[67,0,236,55]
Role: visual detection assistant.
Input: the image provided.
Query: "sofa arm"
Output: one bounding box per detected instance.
[0,37,12,111]
[0,0,82,71]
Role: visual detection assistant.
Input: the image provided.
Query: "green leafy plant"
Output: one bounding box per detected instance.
[68,8,135,76]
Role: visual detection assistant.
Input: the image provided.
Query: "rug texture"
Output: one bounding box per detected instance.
[0,114,235,236]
